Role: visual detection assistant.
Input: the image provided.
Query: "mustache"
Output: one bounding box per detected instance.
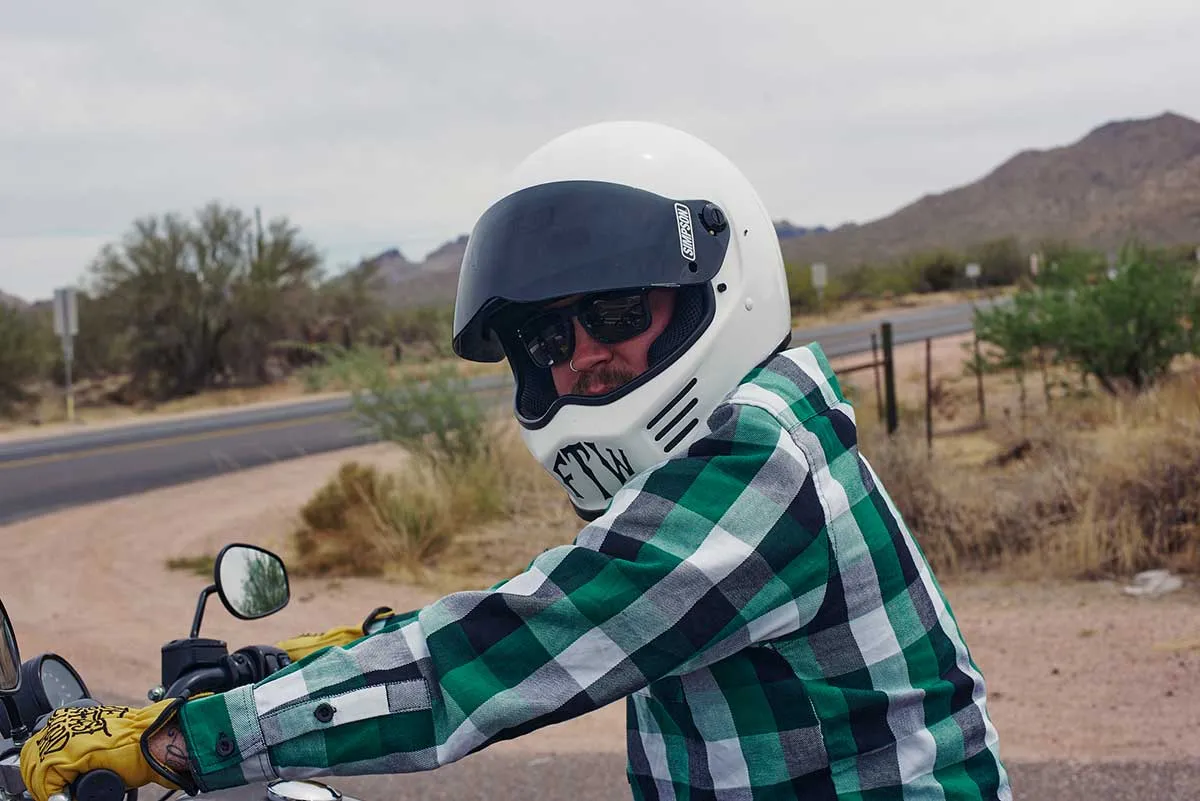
[572,364,638,394]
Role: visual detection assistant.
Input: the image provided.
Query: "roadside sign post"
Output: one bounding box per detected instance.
[964,262,981,288]
[52,287,79,423]
[811,262,828,314]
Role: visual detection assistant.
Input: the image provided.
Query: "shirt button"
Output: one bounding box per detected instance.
[313,702,335,723]
[215,732,235,757]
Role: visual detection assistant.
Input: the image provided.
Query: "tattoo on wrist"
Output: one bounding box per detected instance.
[155,725,192,775]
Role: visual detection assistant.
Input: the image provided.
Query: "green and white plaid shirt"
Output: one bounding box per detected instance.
[179,343,1011,799]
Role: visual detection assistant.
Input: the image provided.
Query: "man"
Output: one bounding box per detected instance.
[21,121,1011,800]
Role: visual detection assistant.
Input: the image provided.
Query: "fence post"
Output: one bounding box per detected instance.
[871,332,883,423]
[881,322,898,435]
[925,337,933,455]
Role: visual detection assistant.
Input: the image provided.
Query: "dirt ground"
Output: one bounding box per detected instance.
[2,437,1199,765]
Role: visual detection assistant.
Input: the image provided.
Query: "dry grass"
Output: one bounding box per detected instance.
[164,553,217,577]
[863,369,1200,579]
[289,417,573,585]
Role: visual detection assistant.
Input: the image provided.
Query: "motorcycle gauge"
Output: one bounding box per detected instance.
[17,654,90,721]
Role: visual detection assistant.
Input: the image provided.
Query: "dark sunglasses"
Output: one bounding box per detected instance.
[515,289,653,368]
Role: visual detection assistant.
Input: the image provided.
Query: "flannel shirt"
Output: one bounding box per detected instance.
[179,343,1011,799]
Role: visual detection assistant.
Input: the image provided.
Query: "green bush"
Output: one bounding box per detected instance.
[906,248,964,293]
[385,305,455,358]
[303,343,489,468]
[965,237,1025,287]
[974,241,1200,395]
[784,262,822,312]
[0,305,52,416]
[1030,240,1107,289]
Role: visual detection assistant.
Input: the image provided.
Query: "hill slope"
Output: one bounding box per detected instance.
[781,111,1200,268]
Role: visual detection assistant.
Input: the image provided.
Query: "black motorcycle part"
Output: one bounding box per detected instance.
[160,638,228,689]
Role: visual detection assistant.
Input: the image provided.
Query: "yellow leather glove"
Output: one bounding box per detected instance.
[19,699,190,801]
[275,605,398,661]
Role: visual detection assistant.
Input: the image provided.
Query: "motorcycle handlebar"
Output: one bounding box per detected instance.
[164,665,229,699]
[164,645,291,699]
[63,769,126,801]
[10,648,290,800]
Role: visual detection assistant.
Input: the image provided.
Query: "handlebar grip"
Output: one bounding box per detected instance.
[71,769,126,801]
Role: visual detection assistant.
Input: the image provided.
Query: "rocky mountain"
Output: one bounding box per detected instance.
[774,221,829,239]
[780,111,1200,269]
[343,236,469,308]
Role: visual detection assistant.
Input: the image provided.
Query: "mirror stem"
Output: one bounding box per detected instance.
[190,585,218,639]
[1,695,27,746]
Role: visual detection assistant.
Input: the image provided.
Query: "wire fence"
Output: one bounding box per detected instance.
[838,321,988,452]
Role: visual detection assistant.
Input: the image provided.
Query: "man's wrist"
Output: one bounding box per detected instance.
[146,722,192,780]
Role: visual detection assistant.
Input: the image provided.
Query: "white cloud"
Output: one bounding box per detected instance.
[2,0,1198,300]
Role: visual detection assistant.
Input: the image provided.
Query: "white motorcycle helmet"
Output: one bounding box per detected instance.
[452,121,792,519]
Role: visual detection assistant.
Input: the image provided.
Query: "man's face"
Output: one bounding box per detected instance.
[548,288,676,397]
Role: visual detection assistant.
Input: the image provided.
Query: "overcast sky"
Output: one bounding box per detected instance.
[3,1,1198,301]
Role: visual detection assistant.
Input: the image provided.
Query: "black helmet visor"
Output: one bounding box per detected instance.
[452,180,731,362]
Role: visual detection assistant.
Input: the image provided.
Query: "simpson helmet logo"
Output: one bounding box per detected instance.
[674,203,696,262]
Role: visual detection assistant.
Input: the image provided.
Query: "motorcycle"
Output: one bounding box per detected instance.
[0,543,356,801]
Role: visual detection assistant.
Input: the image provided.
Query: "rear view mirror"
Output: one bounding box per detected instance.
[0,597,21,694]
[214,544,290,620]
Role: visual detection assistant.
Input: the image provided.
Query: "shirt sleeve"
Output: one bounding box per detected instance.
[177,402,833,791]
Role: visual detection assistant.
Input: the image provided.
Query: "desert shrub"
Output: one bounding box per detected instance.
[300,344,488,468]
[965,237,1025,287]
[865,372,1200,578]
[0,305,52,416]
[785,262,827,313]
[291,461,456,577]
[385,305,455,358]
[291,421,565,580]
[291,338,573,579]
[906,248,964,293]
[974,241,1200,396]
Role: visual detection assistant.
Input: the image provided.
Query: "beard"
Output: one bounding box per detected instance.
[572,364,639,396]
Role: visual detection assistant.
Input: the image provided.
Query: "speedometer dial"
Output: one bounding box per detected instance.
[38,657,87,708]
[15,653,91,725]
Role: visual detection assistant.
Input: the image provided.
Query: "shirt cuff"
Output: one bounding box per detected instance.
[179,684,275,792]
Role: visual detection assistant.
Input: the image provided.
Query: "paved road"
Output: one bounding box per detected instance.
[0,298,1002,525]
[175,751,1200,800]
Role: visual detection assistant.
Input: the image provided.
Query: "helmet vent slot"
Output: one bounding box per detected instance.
[662,417,700,452]
[648,377,700,451]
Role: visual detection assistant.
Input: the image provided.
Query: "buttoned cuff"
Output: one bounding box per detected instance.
[178,684,276,792]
